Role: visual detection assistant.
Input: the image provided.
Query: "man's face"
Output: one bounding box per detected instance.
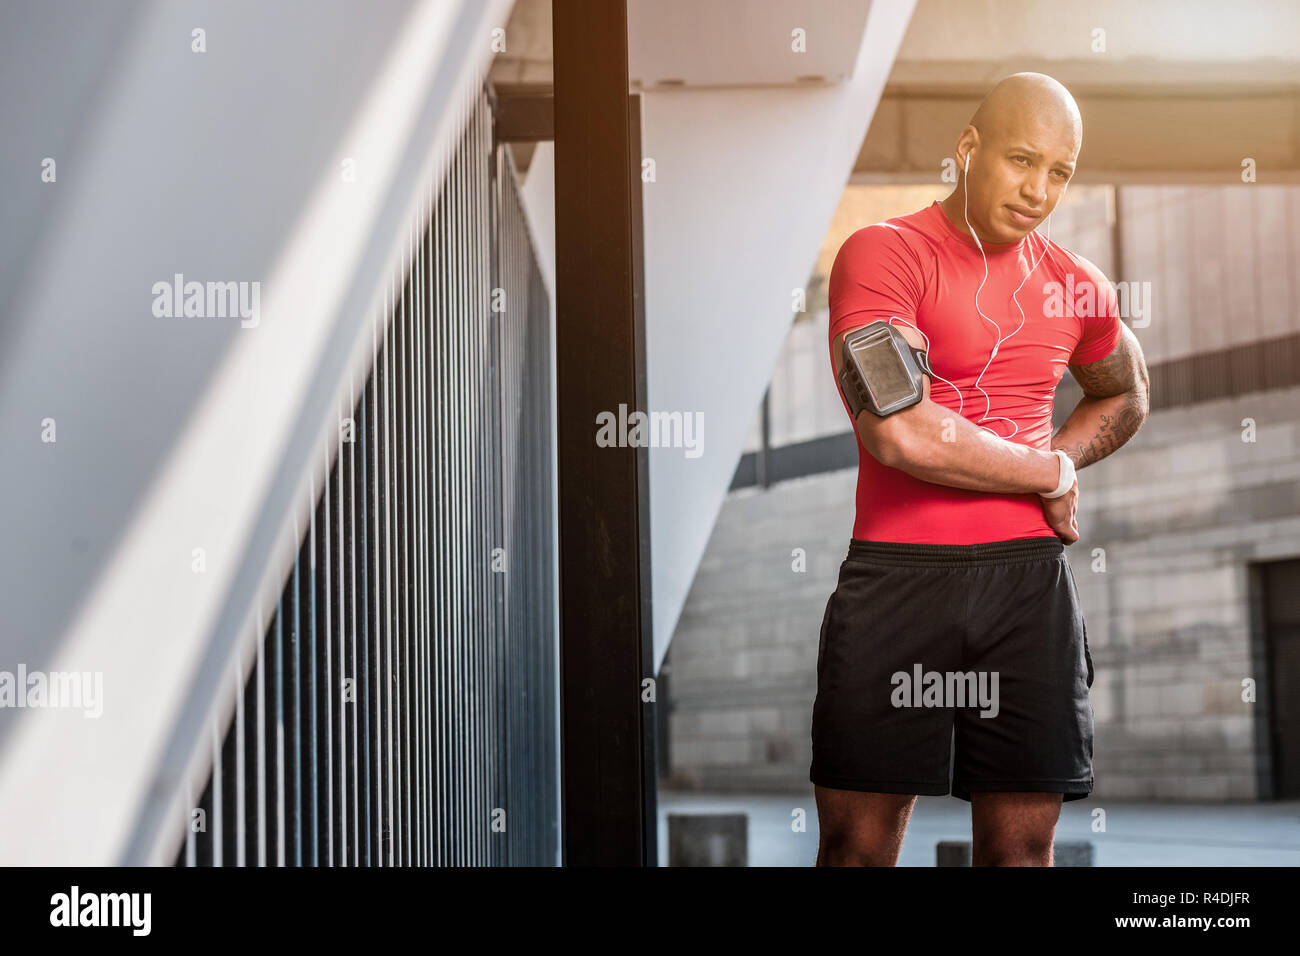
[967,123,1078,243]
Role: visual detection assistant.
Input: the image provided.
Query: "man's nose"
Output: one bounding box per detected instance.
[1022,172,1048,205]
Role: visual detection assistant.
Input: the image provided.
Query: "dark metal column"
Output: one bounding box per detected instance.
[553,0,657,866]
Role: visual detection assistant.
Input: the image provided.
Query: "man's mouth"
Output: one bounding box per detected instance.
[1006,204,1042,227]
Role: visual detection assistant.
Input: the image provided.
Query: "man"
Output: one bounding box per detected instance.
[810,73,1150,866]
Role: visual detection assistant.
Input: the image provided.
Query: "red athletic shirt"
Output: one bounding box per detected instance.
[828,200,1122,544]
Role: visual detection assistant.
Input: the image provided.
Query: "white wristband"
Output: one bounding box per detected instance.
[1042,449,1075,499]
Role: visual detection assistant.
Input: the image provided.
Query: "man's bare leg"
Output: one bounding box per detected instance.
[970,792,1063,866]
[814,785,917,866]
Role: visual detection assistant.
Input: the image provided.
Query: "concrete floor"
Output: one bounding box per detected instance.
[657,789,1300,866]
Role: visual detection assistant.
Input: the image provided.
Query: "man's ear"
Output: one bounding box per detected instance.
[957,125,980,171]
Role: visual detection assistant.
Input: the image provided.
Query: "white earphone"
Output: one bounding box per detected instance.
[959,146,1049,438]
[889,145,1060,439]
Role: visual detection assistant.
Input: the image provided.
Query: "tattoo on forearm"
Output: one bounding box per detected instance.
[1059,326,1150,469]
[1063,390,1147,468]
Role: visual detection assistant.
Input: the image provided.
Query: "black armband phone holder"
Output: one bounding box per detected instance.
[837,320,933,418]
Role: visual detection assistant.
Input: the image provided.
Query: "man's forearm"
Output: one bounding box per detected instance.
[867,399,1061,494]
[1051,389,1147,469]
[1053,323,1151,468]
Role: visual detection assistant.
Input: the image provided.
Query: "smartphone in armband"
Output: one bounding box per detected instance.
[837,321,933,418]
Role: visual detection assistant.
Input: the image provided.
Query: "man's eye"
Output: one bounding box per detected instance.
[1012,156,1029,165]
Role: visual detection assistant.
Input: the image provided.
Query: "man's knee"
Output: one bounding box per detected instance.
[970,791,1061,865]
[814,787,916,866]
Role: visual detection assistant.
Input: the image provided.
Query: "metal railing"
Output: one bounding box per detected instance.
[177,83,559,867]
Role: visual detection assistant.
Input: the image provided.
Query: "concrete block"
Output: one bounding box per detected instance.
[720,627,752,651]
[1175,774,1231,801]
[763,734,796,764]
[670,738,708,768]
[1083,609,1112,649]
[706,737,754,766]
[936,840,1093,866]
[1158,683,1203,717]
[1125,681,1161,718]
[1117,574,1162,612]
[699,709,749,736]
[1090,670,1115,724]
[669,711,704,737]
[781,705,814,733]
[1159,566,1239,610]
[1175,602,1246,637]
[668,813,748,867]
[1242,422,1297,461]
[1168,438,1226,476]
[749,708,782,734]
[1220,714,1253,750]
[1131,608,1176,642]
[730,650,754,679]
[1201,679,1247,715]
[1134,662,1179,683]
[1202,751,1257,774]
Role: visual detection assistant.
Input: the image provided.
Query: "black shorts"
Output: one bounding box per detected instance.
[810,535,1094,802]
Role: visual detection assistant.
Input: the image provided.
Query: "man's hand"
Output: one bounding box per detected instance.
[1040,479,1079,544]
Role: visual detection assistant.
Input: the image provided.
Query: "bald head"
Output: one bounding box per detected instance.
[969,72,1081,155]
[942,72,1082,243]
